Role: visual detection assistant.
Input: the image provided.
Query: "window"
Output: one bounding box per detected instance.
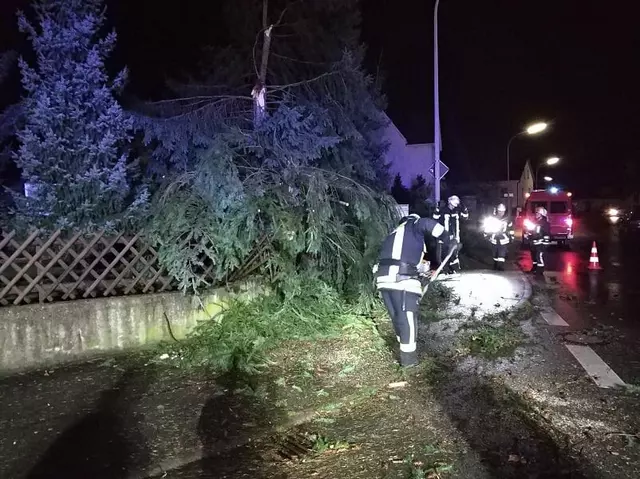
[530,201,547,213]
[549,201,568,214]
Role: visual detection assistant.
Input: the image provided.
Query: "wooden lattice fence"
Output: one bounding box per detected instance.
[0,229,185,307]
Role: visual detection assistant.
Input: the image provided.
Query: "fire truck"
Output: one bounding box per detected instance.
[518,189,574,247]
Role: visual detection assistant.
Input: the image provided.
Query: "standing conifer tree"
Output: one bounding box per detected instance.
[13,0,147,230]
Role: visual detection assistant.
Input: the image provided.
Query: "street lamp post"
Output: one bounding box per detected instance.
[506,121,548,212]
[506,122,548,182]
[433,0,442,204]
[535,156,560,189]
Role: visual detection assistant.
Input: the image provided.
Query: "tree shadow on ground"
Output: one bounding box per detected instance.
[26,366,155,479]
[428,365,598,479]
[195,371,281,478]
[376,316,600,478]
[415,336,604,479]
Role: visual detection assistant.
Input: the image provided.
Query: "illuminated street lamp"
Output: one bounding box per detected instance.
[543,176,553,182]
[535,156,561,189]
[506,121,549,182]
[525,122,548,135]
[505,121,548,213]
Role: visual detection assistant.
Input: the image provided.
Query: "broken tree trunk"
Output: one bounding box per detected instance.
[252,0,273,126]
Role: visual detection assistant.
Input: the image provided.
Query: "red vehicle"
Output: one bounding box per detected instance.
[518,189,574,247]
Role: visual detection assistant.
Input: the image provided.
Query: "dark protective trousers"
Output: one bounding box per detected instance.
[380,288,421,361]
[447,249,460,273]
[492,243,507,270]
[531,242,545,272]
[439,239,460,273]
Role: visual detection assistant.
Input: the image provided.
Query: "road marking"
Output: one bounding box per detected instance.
[565,344,626,389]
[540,308,569,327]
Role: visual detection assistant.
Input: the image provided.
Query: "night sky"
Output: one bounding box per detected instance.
[1,0,639,196]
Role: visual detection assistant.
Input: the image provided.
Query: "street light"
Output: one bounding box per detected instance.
[535,156,561,188]
[505,120,548,214]
[526,122,548,135]
[543,176,553,182]
[506,121,549,182]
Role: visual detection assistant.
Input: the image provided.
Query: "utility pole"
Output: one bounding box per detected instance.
[433,0,442,204]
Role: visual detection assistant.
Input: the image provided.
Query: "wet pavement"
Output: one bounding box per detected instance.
[517,221,640,385]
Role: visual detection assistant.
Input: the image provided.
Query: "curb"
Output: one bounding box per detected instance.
[515,272,533,309]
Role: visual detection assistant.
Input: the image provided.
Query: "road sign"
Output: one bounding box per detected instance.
[429,160,449,180]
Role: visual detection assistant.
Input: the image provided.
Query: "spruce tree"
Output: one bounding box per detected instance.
[13,0,147,230]
[390,173,410,204]
[175,0,389,189]
[139,0,396,296]
[409,175,431,216]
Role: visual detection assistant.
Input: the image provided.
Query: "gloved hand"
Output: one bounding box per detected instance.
[417,261,430,277]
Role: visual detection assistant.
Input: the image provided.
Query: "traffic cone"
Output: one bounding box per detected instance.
[588,241,602,270]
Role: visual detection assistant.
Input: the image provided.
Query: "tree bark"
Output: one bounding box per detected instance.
[252,0,273,126]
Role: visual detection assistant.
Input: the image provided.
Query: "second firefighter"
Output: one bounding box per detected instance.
[433,195,469,274]
[483,203,514,271]
[528,206,551,274]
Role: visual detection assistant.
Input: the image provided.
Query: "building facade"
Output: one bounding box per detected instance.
[380,112,435,189]
[456,160,534,217]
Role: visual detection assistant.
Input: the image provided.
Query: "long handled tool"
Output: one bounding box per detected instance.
[421,243,458,297]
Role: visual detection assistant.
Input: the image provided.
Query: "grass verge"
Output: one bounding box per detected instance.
[154,278,379,376]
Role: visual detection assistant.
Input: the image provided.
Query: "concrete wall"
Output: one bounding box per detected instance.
[0,282,260,372]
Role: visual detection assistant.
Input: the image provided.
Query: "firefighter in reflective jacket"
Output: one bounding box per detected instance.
[483,203,514,271]
[433,195,469,274]
[529,206,551,274]
[373,214,452,367]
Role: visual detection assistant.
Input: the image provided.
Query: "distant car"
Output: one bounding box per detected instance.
[518,189,574,247]
[605,206,623,225]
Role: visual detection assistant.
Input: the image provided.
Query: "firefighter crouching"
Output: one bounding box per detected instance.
[529,206,551,274]
[433,195,468,274]
[482,203,514,271]
[372,214,453,367]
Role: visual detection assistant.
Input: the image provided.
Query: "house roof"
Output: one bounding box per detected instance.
[382,111,433,147]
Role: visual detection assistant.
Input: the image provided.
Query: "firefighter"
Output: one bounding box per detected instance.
[484,203,514,271]
[529,206,551,274]
[433,195,469,274]
[373,214,454,367]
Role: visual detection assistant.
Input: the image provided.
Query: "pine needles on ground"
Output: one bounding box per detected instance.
[159,278,371,375]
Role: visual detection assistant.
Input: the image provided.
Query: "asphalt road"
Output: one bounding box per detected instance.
[516,219,640,385]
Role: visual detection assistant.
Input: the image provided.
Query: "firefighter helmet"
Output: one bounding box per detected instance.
[448,195,460,209]
[496,203,506,213]
[536,206,548,218]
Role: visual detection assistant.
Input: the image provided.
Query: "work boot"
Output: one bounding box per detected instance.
[399,351,418,368]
